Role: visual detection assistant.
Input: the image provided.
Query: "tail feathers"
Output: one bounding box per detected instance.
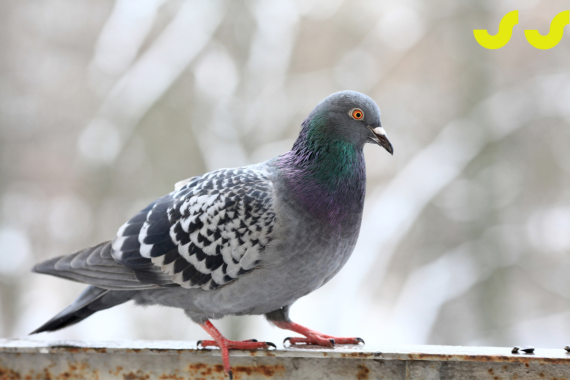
[30,285,136,334]
[32,242,171,289]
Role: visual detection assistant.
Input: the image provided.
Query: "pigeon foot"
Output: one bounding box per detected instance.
[283,335,364,347]
[198,339,276,350]
[198,339,277,350]
[199,320,275,378]
[274,321,364,347]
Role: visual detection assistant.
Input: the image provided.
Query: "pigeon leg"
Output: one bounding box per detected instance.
[272,321,364,347]
[199,320,276,379]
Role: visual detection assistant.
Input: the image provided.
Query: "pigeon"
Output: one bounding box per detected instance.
[31,90,393,379]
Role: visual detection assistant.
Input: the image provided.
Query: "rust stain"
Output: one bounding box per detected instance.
[0,366,22,380]
[122,370,150,380]
[245,350,275,358]
[45,346,108,355]
[231,364,286,379]
[43,360,93,380]
[188,364,210,377]
[339,352,382,359]
[110,366,124,376]
[157,374,186,380]
[341,352,369,358]
[186,363,226,379]
[356,364,370,380]
[15,360,99,380]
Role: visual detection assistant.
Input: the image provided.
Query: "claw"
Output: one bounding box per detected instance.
[197,340,203,348]
[266,342,277,349]
[329,338,335,347]
[249,339,258,343]
[283,337,292,345]
[356,338,365,344]
[228,369,233,380]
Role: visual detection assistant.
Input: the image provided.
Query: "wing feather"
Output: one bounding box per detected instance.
[111,167,276,290]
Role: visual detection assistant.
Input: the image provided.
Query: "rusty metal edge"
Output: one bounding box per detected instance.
[2,339,570,365]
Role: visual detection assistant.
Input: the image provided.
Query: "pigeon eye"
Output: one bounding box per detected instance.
[351,109,364,120]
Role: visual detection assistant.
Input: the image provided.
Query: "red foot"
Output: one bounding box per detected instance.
[273,321,364,347]
[198,339,275,350]
[199,321,275,379]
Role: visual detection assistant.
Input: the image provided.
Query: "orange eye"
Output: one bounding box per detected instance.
[351,109,364,120]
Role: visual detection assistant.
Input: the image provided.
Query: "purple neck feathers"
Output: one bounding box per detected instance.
[277,120,366,226]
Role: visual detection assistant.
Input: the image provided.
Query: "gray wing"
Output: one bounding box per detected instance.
[111,167,276,290]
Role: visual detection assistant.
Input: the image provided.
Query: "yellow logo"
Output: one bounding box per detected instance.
[525,10,569,49]
[474,10,569,49]
[473,10,519,49]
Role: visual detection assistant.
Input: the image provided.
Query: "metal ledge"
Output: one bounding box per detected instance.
[1,339,570,379]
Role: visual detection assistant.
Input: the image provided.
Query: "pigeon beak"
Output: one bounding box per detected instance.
[367,125,394,155]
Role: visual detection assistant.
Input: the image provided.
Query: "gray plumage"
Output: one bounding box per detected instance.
[32,90,393,334]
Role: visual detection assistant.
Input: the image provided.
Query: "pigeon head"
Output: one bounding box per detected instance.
[301,90,393,154]
[278,91,392,224]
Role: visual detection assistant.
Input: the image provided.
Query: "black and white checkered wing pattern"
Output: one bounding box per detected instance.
[111,168,275,290]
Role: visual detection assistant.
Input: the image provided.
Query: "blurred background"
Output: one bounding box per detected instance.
[1,0,570,349]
